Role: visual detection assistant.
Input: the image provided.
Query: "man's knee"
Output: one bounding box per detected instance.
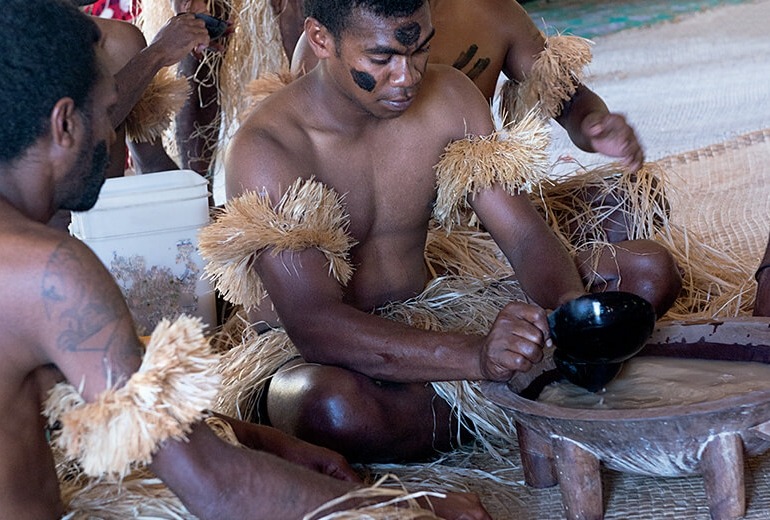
[266,365,381,444]
[612,239,683,317]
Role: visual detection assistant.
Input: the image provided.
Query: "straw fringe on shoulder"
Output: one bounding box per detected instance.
[245,68,297,109]
[44,315,220,479]
[124,68,190,143]
[199,177,356,310]
[499,34,592,125]
[433,110,551,232]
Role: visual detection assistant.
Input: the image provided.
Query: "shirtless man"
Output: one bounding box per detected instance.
[171,0,306,177]
[291,0,643,172]
[94,13,210,178]
[0,2,488,518]
[210,0,681,463]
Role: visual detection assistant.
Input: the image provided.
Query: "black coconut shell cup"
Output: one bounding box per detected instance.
[548,292,656,391]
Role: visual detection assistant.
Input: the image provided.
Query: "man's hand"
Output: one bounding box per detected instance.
[429,491,493,520]
[582,111,644,173]
[149,13,213,64]
[479,302,549,381]
[240,423,362,482]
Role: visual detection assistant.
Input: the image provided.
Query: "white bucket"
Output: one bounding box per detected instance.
[70,170,216,335]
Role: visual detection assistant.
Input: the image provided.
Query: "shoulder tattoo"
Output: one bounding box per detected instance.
[41,240,127,356]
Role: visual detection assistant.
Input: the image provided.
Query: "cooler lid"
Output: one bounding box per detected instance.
[88,170,209,210]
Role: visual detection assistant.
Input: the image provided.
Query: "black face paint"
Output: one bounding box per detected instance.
[394,21,421,47]
[351,68,376,92]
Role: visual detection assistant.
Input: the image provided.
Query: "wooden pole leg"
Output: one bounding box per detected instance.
[553,438,603,520]
[701,433,745,520]
[517,422,557,488]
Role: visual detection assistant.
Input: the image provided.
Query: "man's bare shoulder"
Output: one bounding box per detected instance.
[226,79,315,198]
[0,214,124,348]
[421,64,496,135]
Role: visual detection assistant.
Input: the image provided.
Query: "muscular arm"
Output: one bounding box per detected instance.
[110,15,210,127]
[500,0,643,170]
[35,235,359,518]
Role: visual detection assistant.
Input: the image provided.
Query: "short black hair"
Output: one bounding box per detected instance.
[304,0,425,40]
[0,0,101,164]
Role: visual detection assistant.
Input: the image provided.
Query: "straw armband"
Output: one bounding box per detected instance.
[124,67,190,143]
[43,315,220,478]
[198,177,356,310]
[244,68,296,109]
[433,111,551,231]
[499,34,592,125]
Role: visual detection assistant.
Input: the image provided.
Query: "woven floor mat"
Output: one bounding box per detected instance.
[372,435,770,519]
[659,128,770,274]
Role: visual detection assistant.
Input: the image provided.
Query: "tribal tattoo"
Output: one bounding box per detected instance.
[41,240,124,356]
[452,44,490,80]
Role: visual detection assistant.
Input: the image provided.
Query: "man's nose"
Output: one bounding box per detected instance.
[390,56,420,88]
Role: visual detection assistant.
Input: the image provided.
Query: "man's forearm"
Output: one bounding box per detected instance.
[111,45,168,127]
[554,85,608,152]
[284,302,487,383]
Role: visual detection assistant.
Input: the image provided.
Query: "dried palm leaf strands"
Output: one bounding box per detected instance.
[499,33,593,126]
[44,316,220,480]
[198,176,356,311]
[137,0,288,172]
[530,162,753,320]
[124,67,191,143]
[212,325,295,419]
[244,67,297,108]
[433,110,551,232]
[304,475,444,520]
[424,223,511,281]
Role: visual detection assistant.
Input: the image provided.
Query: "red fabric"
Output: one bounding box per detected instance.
[83,0,140,21]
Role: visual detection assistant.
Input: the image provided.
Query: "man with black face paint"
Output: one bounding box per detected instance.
[292,0,644,173]
[201,0,681,465]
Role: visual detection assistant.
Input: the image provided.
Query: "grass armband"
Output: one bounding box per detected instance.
[433,111,551,231]
[198,177,356,310]
[43,315,220,478]
[499,34,593,125]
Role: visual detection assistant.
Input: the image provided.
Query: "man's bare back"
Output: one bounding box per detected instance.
[0,203,143,518]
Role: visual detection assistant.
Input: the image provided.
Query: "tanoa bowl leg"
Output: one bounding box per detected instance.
[516,422,557,488]
[553,438,603,520]
[701,433,745,520]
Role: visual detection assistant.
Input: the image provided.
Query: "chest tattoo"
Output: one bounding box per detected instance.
[452,44,491,80]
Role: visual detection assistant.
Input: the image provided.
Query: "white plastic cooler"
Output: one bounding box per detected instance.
[70,170,216,335]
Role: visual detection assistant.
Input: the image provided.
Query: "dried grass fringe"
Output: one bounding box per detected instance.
[44,316,220,479]
[244,67,297,108]
[499,34,592,125]
[124,68,191,143]
[303,475,444,520]
[433,110,551,231]
[532,161,753,319]
[214,276,527,461]
[198,177,356,311]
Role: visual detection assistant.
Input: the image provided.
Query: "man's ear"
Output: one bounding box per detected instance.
[49,97,79,150]
[304,17,335,59]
